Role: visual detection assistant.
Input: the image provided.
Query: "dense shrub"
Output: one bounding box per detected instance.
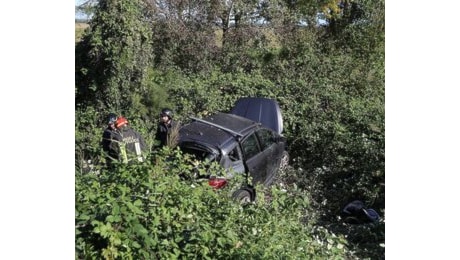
[76,148,352,259]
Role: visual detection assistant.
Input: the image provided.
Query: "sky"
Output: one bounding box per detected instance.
[2,0,460,258]
[75,0,90,20]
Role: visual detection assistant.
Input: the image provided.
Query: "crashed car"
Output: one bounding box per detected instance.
[178,97,289,202]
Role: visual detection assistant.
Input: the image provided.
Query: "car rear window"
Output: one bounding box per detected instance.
[180,146,216,162]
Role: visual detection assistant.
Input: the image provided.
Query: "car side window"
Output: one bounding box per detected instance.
[256,128,275,151]
[242,134,260,159]
[228,146,240,161]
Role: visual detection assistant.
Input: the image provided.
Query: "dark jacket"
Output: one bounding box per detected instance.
[101,126,118,166]
[155,120,176,148]
[110,126,147,163]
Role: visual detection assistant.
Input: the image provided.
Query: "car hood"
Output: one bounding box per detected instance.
[229,97,283,134]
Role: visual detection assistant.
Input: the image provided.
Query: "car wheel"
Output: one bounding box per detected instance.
[264,151,290,186]
[279,151,289,171]
[232,189,252,203]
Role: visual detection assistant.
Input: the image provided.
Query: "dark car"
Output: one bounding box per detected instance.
[178,98,289,202]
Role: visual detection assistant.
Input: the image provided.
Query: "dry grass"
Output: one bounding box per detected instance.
[167,122,181,148]
[75,23,89,42]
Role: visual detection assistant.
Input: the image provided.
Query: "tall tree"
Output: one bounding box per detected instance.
[76,0,154,111]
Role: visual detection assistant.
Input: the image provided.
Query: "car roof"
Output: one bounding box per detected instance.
[179,112,260,151]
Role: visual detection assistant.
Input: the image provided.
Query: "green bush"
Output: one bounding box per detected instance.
[76,148,352,259]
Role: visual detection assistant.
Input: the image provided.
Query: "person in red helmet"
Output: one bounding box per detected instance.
[109,116,147,164]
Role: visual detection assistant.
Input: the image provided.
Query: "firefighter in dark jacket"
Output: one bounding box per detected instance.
[101,113,118,167]
[110,116,147,164]
[155,108,177,148]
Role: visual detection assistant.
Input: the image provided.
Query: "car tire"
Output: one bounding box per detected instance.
[279,151,289,171]
[264,150,290,186]
[232,189,252,203]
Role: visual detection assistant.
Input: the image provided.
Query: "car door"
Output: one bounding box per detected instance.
[221,145,245,178]
[255,128,280,185]
[241,132,266,185]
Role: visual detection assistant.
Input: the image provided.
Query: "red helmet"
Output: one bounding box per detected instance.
[115,116,128,128]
